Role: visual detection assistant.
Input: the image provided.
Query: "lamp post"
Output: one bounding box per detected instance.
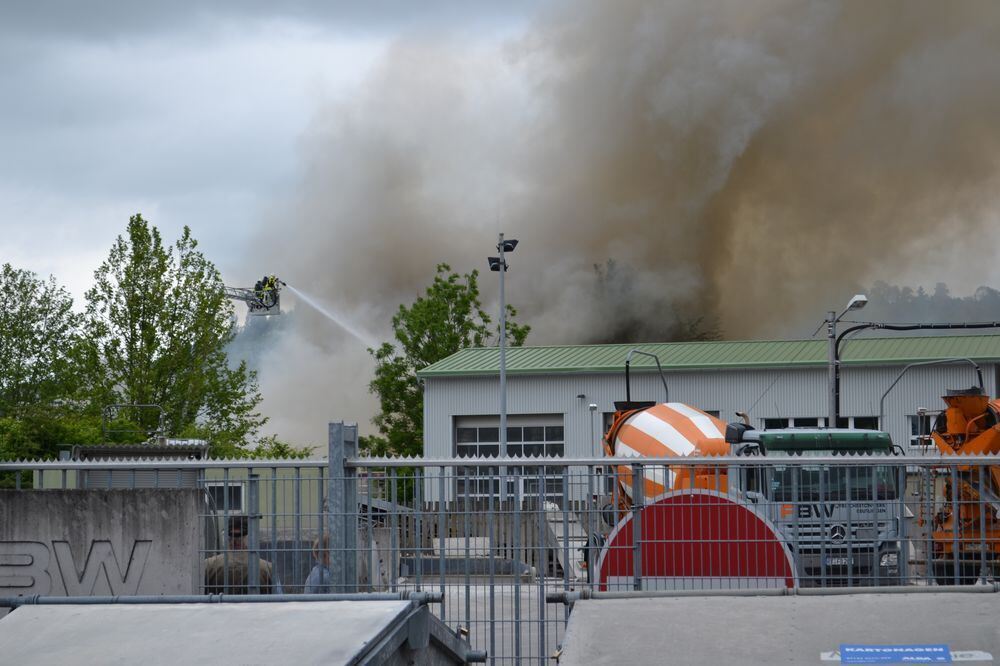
[488,234,518,461]
[832,319,1000,430]
[824,294,868,427]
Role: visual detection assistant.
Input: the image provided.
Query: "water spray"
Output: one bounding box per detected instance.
[284,284,376,348]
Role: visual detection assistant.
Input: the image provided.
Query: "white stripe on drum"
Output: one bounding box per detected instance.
[629,410,696,456]
[665,402,724,439]
[614,441,672,492]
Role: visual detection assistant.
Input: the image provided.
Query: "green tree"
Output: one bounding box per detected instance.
[0,264,82,412]
[81,214,265,456]
[0,264,100,463]
[368,263,530,456]
[250,434,314,460]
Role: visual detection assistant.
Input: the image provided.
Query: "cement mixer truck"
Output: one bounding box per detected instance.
[602,354,903,586]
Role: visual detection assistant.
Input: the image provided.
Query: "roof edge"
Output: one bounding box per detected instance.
[418,333,1000,378]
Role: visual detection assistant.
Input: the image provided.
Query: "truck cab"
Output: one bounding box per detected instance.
[727,427,903,587]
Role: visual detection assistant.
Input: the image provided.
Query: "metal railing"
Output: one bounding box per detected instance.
[3,432,1000,664]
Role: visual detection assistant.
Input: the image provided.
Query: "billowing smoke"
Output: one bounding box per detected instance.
[245,1,1000,439]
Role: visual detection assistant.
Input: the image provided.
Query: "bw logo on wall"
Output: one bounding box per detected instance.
[0,489,201,597]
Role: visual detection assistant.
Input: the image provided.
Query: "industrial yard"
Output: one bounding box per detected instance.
[4,1,1000,664]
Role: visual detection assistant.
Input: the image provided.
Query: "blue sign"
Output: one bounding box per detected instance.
[840,644,952,664]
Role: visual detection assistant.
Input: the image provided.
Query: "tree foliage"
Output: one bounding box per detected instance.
[0,409,105,466]
[0,215,319,462]
[81,214,265,456]
[861,281,1000,326]
[249,434,314,459]
[0,264,99,463]
[367,263,530,456]
[0,264,82,412]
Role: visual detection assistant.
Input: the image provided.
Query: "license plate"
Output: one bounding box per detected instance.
[825,556,850,566]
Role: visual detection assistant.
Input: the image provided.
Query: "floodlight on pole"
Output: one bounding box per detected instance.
[488,233,517,501]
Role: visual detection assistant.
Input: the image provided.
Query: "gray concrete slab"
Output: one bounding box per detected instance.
[560,592,1000,665]
[0,601,414,665]
[0,489,201,598]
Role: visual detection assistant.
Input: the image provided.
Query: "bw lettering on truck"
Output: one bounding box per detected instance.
[726,427,902,586]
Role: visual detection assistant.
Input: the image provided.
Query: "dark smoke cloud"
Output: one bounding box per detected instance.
[248,1,1000,439]
[517,0,1000,338]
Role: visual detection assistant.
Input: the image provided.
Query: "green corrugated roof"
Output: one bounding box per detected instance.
[417,334,1000,378]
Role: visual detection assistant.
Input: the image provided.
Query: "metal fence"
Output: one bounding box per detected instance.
[3,426,1000,664]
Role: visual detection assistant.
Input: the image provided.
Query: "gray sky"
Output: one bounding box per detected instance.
[0,2,540,301]
[6,2,1000,446]
[0,2,544,444]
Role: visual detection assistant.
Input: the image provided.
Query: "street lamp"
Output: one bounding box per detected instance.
[830,314,1000,430]
[488,233,518,462]
[824,293,867,427]
[589,403,599,456]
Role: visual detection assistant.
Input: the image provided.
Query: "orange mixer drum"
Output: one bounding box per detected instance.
[608,402,729,501]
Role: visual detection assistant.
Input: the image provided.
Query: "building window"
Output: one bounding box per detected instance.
[832,416,880,429]
[456,427,501,458]
[852,416,879,430]
[909,415,934,447]
[455,419,566,506]
[206,482,244,513]
[760,416,869,429]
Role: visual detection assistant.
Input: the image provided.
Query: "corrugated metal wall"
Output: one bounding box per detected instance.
[424,362,997,460]
[81,469,200,489]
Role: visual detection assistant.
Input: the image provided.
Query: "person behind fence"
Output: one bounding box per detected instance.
[304,534,332,593]
[204,515,274,594]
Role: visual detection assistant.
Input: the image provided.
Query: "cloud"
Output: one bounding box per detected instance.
[244,0,1000,438]
[7,0,1000,442]
[0,19,387,299]
[0,2,542,40]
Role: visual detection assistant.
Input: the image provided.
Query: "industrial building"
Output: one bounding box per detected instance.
[419,334,1000,503]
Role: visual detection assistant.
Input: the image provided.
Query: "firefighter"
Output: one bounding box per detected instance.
[260,275,278,307]
[204,515,274,594]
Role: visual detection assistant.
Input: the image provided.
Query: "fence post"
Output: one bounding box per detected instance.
[631,463,644,591]
[294,466,302,591]
[248,473,260,594]
[329,422,359,592]
[897,464,909,584]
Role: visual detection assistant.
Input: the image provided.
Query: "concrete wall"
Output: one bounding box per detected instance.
[32,467,328,540]
[0,489,201,601]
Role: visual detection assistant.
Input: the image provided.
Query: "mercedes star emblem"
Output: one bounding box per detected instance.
[829,524,847,543]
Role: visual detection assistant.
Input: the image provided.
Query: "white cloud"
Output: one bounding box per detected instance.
[0,21,387,296]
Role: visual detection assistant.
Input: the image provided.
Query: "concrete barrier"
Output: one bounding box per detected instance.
[0,489,201,600]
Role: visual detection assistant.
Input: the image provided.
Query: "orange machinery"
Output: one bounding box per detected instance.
[928,387,1000,583]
